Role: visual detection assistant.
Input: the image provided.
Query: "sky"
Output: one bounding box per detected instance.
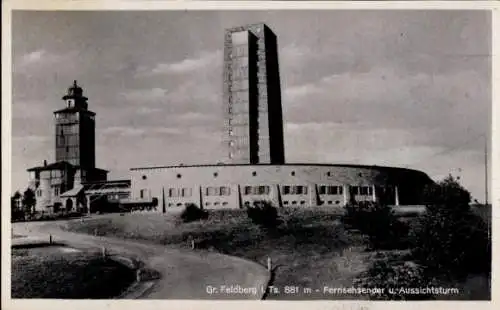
[11,10,491,202]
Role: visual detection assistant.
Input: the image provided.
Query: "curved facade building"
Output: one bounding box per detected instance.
[129,164,433,211]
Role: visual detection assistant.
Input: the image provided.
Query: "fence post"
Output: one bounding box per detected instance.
[101,246,106,258]
[94,228,98,236]
[49,234,52,244]
[191,239,195,250]
[267,256,272,271]
[136,269,141,282]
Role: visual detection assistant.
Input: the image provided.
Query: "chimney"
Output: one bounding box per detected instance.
[43,160,47,167]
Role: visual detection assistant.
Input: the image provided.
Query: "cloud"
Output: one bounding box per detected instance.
[14,50,78,74]
[136,106,163,114]
[102,126,146,137]
[152,127,184,135]
[102,126,195,137]
[177,112,216,121]
[12,135,50,143]
[20,50,46,65]
[140,50,222,76]
[283,65,488,140]
[283,83,322,101]
[280,44,314,65]
[120,87,168,102]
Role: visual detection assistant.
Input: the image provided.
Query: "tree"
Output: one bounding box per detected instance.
[180,203,208,223]
[11,191,21,209]
[11,191,23,221]
[412,175,490,277]
[22,188,36,217]
[342,201,410,250]
[246,200,281,229]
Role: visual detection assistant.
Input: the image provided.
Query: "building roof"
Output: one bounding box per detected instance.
[53,107,95,115]
[27,161,74,172]
[81,179,130,186]
[60,184,84,198]
[27,161,109,173]
[129,162,428,175]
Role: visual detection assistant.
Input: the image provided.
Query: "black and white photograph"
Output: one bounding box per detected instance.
[3,3,494,305]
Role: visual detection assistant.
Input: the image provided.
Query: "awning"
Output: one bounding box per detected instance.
[60,185,84,198]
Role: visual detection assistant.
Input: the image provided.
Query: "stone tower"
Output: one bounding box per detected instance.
[54,80,96,168]
[223,23,285,165]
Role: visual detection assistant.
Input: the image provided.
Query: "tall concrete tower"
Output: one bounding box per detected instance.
[54,80,96,168]
[223,23,285,164]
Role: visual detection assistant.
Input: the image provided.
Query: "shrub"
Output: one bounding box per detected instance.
[246,200,281,229]
[342,201,410,250]
[412,176,491,277]
[180,203,208,223]
[355,257,437,300]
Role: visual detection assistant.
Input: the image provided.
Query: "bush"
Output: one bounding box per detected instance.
[342,201,410,250]
[246,200,281,229]
[180,204,208,223]
[412,176,491,277]
[355,257,437,300]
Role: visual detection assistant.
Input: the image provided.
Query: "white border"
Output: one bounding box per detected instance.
[2,1,498,310]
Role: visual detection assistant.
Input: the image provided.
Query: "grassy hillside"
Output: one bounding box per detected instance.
[63,204,490,300]
[65,207,374,299]
[12,245,135,298]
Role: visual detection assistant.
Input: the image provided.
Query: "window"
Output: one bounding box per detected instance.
[140,189,146,199]
[283,185,308,195]
[359,186,373,196]
[142,175,147,180]
[319,186,327,195]
[252,171,257,176]
[244,186,252,195]
[283,186,291,195]
[243,185,270,195]
[36,189,42,197]
[181,188,192,197]
[351,186,359,195]
[291,171,295,176]
[360,187,369,195]
[54,187,59,196]
[327,172,331,177]
[169,188,181,198]
[296,186,308,195]
[176,174,182,179]
[206,187,219,196]
[220,186,231,196]
[213,172,218,178]
[327,186,343,195]
[258,186,270,195]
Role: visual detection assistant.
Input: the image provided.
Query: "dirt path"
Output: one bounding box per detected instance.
[11,220,270,300]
